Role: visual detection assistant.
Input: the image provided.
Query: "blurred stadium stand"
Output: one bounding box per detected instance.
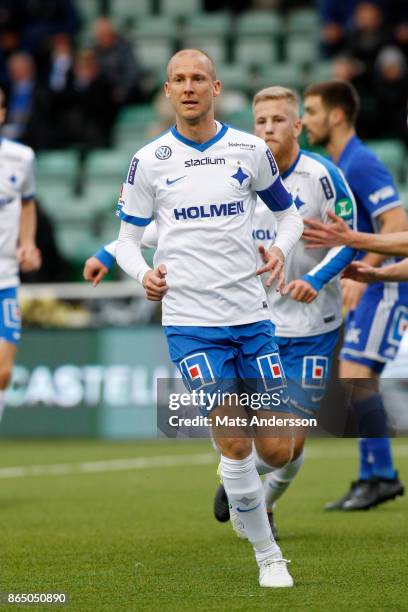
[0,0,406,283]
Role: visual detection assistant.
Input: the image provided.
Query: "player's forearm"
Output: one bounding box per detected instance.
[94,241,117,270]
[372,259,408,282]
[116,222,151,285]
[19,199,37,247]
[273,204,304,258]
[361,211,408,264]
[348,231,408,257]
[302,245,357,291]
[94,221,158,268]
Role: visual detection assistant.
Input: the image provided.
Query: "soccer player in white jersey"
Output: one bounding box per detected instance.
[114,49,305,588]
[84,86,358,541]
[0,88,40,424]
[213,86,357,535]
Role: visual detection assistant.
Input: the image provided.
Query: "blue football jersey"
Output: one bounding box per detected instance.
[337,136,401,235]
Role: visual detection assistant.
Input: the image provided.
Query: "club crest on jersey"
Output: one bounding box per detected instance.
[179,352,215,392]
[294,195,305,210]
[387,306,408,346]
[231,166,249,186]
[257,353,286,391]
[302,356,328,389]
[155,146,172,160]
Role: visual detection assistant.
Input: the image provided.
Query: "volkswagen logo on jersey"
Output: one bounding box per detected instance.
[257,353,286,391]
[302,356,328,389]
[155,146,172,160]
[179,352,215,392]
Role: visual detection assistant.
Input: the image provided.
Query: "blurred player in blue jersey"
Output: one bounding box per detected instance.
[0,88,40,424]
[113,49,305,588]
[303,80,406,510]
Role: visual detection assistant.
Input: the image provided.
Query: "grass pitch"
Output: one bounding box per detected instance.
[0,437,406,611]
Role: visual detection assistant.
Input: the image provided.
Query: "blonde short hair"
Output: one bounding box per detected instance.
[253,86,300,118]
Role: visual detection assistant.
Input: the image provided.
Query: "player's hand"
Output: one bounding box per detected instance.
[303,211,352,248]
[341,277,367,310]
[143,264,167,301]
[281,279,318,303]
[83,256,109,287]
[256,245,285,292]
[17,244,42,272]
[342,261,383,284]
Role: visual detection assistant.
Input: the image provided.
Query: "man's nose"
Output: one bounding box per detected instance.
[184,79,194,93]
[265,120,274,132]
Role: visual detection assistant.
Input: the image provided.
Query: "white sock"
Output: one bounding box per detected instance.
[264,452,304,510]
[220,452,282,564]
[0,391,5,423]
[253,447,276,475]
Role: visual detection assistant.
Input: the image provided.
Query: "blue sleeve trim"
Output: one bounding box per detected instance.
[302,246,357,291]
[257,178,292,212]
[117,210,153,226]
[22,193,35,201]
[94,248,115,270]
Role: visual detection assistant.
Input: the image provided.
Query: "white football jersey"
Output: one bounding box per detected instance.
[0,138,35,290]
[253,150,357,337]
[118,122,293,326]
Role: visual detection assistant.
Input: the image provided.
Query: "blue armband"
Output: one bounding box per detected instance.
[94,248,115,270]
[257,178,293,212]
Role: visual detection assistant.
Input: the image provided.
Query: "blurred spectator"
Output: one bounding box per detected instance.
[317,0,358,57]
[2,51,35,140]
[48,33,73,92]
[385,0,408,59]
[52,48,117,149]
[372,46,408,143]
[19,0,80,73]
[146,90,174,139]
[332,54,378,138]
[345,2,391,72]
[92,17,143,105]
[20,200,71,283]
[0,0,23,83]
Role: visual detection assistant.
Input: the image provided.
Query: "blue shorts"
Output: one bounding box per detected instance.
[341,282,408,373]
[164,320,290,415]
[275,328,340,418]
[0,287,21,345]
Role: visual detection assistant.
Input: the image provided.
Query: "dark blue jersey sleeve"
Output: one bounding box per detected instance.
[346,149,401,221]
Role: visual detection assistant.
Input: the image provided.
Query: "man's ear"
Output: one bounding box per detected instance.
[329,107,344,128]
[212,79,221,98]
